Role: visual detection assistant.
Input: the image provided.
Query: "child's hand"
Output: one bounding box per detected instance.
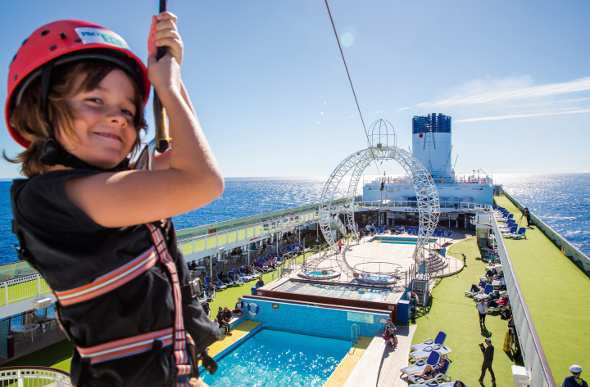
[148,12,183,65]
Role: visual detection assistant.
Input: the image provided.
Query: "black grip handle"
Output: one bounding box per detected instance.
[156,0,168,60]
[153,0,170,153]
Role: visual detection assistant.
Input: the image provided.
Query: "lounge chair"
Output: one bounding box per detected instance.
[409,345,452,361]
[230,269,248,284]
[407,358,451,384]
[508,227,526,239]
[411,331,447,352]
[412,379,459,386]
[473,284,494,302]
[465,280,487,297]
[205,276,226,291]
[401,351,440,376]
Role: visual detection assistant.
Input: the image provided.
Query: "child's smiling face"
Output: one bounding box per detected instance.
[60,69,139,169]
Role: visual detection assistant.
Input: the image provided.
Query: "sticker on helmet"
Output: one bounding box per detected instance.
[75,27,130,49]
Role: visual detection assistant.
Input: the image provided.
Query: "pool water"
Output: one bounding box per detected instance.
[273,281,391,302]
[201,329,350,387]
[369,236,435,244]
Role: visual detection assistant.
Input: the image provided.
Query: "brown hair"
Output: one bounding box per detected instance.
[7,60,147,178]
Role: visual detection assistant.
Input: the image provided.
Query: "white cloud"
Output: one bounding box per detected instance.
[398,76,590,111]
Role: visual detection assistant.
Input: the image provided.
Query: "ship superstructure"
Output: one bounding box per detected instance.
[361,114,493,229]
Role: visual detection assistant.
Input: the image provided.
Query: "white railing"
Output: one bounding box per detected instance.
[0,367,71,386]
[357,199,493,212]
[492,218,555,387]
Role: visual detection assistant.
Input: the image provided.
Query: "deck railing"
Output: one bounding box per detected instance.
[0,366,71,386]
[492,217,556,387]
[0,274,52,307]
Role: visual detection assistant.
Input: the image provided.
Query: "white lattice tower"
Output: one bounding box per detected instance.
[318,146,440,273]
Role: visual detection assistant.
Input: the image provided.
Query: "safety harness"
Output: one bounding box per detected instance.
[52,222,197,385]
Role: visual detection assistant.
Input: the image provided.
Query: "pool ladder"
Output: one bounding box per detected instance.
[351,324,360,346]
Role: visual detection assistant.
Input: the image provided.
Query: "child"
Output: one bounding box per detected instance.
[7,12,223,387]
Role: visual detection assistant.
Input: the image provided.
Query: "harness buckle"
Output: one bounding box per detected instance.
[181,278,203,300]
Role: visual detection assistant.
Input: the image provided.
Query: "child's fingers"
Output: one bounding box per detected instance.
[156,11,178,24]
[153,15,183,64]
[148,15,158,56]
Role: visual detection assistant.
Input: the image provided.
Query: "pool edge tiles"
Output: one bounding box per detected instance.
[323,336,372,387]
[207,320,261,357]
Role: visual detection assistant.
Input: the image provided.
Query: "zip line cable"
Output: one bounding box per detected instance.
[323,0,381,176]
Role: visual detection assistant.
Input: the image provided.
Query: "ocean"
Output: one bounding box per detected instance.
[0,174,588,265]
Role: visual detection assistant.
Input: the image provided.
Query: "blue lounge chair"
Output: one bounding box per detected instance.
[409,345,452,361]
[401,351,440,376]
[508,227,527,239]
[408,358,451,384]
[205,275,226,291]
[473,284,494,301]
[411,331,447,352]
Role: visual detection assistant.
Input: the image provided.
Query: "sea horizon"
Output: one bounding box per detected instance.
[0,173,588,265]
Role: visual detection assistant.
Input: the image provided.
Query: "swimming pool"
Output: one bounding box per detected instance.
[201,328,350,386]
[272,280,391,302]
[369,236,435,244]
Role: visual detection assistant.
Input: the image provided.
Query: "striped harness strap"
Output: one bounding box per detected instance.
[146,223,194,382]
[53,223,195,385]
[78,327,174,364]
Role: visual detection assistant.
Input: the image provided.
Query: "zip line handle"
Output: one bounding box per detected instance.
[153,0,170,153]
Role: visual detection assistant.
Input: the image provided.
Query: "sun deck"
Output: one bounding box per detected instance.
[495,194,590,383]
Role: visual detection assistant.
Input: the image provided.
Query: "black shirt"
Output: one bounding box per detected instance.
[11,170,219,386]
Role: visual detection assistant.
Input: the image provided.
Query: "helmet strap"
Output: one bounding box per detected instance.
[38,137,130,172]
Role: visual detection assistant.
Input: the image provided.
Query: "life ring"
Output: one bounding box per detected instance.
[248,302,260,318]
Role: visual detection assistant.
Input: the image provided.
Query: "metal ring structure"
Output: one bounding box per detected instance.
[318,146,440,276]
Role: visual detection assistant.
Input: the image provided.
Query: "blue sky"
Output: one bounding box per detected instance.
[1,0,589,178]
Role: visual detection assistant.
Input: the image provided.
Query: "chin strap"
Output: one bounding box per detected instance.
[37,137,129,172]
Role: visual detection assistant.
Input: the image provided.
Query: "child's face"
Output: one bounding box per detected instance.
[60,69,139,169]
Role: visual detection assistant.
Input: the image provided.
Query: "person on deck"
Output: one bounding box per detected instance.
[478,338,495,383]
[477,299,489,327]
[216,307,232,336]
[563,365,588,387]
[233,298,243,316]
[523,207,532,227]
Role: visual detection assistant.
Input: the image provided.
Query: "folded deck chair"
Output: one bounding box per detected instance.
[409,345,452,361]
[401,351,441,376]
[408,358,451,384]
[411,331,447,352]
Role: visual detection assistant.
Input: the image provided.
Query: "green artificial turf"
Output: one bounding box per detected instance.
[495,195,590,384]
[3,340,74,372]
[412,238,519,386]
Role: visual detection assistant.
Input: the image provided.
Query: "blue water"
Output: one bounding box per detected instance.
[0,174,588,265]
[201,328,350,387]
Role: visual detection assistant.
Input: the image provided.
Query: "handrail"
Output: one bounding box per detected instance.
[0,366,71,386]
[351,323,360,346]
[0,274,53,308]
[491,217,555,386]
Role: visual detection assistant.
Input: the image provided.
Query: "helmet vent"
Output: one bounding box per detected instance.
[60,33,67,39]
[74,38,81,43]
[40,29,50,37]
[21,38,28,46]
[49,45,57,51]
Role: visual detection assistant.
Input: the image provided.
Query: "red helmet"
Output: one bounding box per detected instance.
[5,20,150,148]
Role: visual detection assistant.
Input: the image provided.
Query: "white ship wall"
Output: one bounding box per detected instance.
[412,132,452,178]
[363,183,493,204]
